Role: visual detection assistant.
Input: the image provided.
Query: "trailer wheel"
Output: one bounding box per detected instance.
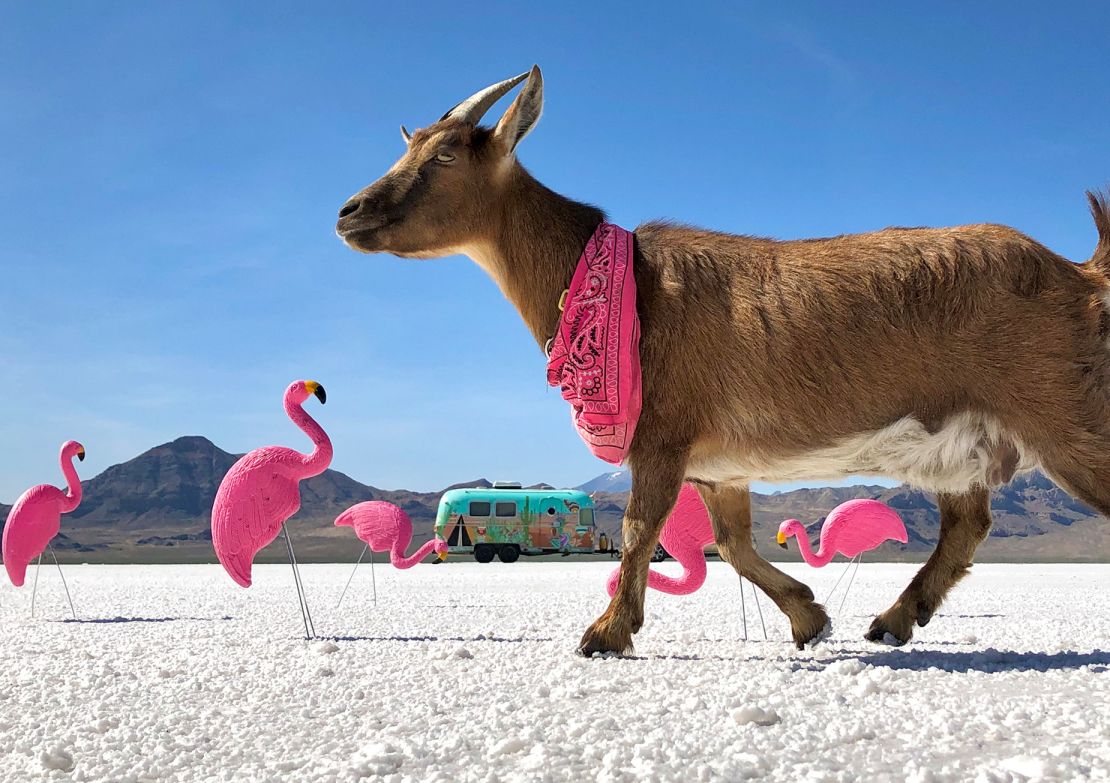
[497,545,520,563]
[473,544,496,563]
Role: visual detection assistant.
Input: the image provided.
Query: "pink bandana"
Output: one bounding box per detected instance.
[546,223,641,464]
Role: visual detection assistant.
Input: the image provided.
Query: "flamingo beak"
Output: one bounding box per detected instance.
[305,381,327,404]
[438,550,448,561]
[76,447,86,461]
[776,530,787,549]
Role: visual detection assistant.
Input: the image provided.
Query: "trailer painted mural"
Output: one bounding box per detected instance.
[434,485,597,563]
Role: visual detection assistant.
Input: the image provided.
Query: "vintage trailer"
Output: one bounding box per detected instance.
[434,482,597,562]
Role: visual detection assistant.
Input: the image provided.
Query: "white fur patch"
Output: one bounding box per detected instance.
[688,412,1036,493]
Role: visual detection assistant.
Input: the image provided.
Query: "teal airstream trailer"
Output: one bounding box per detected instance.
[435,482,597,562]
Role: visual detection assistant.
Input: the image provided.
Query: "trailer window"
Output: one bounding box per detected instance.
[580,508,594,525]
[495,501,517,517]
[468,501,491,517]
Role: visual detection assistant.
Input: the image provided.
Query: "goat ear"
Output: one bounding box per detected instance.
[492,65,543,156]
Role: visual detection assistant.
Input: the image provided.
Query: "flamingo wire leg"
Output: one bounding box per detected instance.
[836,554,863,616]
[739,575,748,641]
[48,545,76,620]
[30,553,42,618]
[336,543,368,610]
[823,555,856,607]
[369,546,377,605]
[750,578,768,640]
[282,523,315,640]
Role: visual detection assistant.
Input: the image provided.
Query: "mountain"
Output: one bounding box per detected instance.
[577,470,632,493]
[1,440,1107,563]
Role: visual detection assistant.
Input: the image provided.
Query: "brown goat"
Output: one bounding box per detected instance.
[336,66,1110,654]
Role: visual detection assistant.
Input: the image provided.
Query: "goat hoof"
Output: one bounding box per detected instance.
[916,603,934,628]
[577,618,632,657]
[791,602,830,649]
[865,614,911,646]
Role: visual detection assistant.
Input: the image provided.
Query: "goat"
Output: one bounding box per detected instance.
[336,66,1110,654]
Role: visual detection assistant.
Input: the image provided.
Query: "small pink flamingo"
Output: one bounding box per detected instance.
[334,501,448,607]
[776,498,908,566]
[777,498,908,614]
[2,440,85,617]
[335,501,447,568]
[210,380,332,638]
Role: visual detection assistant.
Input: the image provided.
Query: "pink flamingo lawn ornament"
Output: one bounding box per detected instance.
[2,440,85,618]
[777,498,908,613]
[333,501,448,608]
[211,380,332,639]
[606,483,767,640]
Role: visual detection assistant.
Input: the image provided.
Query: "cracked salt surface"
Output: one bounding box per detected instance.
[0,562,1106,781]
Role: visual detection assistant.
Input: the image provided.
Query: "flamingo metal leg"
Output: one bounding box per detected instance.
[836,554,863,616]
[823,555,857,606]
[336,543,368,610]
[30,553,42,618]
[750,578,768,640]
[739,575,748,641]
[369,547,377,605]
[282,523,316,640]
[47,545,76,620]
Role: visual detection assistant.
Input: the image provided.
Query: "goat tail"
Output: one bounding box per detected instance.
[1084,189,1110,277]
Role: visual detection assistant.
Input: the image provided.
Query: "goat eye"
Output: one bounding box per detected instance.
[435,152,455,164]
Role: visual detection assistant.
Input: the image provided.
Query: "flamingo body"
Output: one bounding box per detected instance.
[3,440,85,587]
[335,501,447,569]
[777,498,908,567]
[211,381,332,587]
[607,483,713,597]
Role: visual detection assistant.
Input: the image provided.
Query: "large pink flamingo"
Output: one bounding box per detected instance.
[776,498,908,567]
[210,380,332,637]
[3,440,85,589]
[606,483,768,639]
[334,501,448,607]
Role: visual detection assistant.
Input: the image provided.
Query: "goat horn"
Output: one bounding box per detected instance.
[440,71,530,125]
[400,124,413,144]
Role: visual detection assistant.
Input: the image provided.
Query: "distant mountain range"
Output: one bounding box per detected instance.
[1,436,1107,562]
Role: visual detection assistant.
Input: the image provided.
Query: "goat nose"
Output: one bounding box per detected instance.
[338,199,362,219]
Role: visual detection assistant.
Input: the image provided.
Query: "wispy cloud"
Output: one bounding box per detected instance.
[774,24,859,93]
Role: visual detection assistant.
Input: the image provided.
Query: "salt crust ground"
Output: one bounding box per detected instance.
[0,562,1106,782]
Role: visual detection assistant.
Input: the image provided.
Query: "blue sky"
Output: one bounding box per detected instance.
[2,2,1108,501]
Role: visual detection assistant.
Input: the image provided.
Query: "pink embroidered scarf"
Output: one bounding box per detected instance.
[546,223,641,464]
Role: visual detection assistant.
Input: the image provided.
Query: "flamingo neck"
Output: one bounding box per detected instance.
[791,521,833,567]
[393,537,439,570]
[646,553,707,595]
[60,454,82,513]
[285,398,333,477]
[610,550,709,597]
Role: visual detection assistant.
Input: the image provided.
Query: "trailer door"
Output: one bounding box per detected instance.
[447,515,473,547]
